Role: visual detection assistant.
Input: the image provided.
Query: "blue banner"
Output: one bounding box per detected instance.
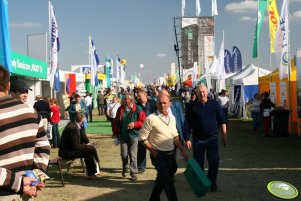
[224,49,232,74]
[232,46,242,73]
[0,0,12,72]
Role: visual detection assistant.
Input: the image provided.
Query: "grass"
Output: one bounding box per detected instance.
[59,114,113,135]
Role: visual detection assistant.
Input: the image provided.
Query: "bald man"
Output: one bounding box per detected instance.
[139,94,188,201]
[183,84,228,192]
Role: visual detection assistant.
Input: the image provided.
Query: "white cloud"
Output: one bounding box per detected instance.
[10,22,41,28]
[157,53,166,58]
[292,10,301,19]
[225,0,257,13]
[239,16,256,22]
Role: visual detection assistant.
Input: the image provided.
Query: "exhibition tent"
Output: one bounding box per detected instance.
[258,59,299,135]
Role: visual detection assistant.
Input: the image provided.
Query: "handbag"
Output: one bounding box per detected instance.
[46,124,53,140]
[263,109,271,117]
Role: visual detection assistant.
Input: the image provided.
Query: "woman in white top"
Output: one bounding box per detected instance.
[217,89,229,125]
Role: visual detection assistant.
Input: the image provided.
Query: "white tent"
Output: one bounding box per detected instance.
[227,64,270,118]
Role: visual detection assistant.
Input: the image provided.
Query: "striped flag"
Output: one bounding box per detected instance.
[0,0,12,72]
[274,0,289,80]
[212,0,218,16]
[89,36,100,86]
[49,1,60,90]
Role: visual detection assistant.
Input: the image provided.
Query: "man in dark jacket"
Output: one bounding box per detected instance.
[59,112,101,180]
[33,95,51,131]
[136,90,157,173]
[183,85,228,192]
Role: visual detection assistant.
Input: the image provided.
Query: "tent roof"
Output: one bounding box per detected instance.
[226,64,270,85]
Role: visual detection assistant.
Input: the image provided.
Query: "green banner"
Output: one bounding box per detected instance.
[252,0,267,58]
[11,51,48,79]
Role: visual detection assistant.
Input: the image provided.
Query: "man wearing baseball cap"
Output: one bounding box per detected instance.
[10,80,32,103]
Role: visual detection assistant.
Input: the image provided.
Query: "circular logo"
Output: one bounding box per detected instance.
[267,181,298,199]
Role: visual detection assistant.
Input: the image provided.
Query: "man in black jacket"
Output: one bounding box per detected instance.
[59,112,102,180]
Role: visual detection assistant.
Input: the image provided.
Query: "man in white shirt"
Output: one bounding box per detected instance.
[84,92,93,122]
[139,94,189,201]
[106,96,121,124]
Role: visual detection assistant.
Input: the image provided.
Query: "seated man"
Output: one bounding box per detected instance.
[58,112,102,180]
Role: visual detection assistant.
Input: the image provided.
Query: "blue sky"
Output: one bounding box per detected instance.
[8,0,301,83]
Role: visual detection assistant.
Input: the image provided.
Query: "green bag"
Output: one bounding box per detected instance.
[184,159,211,198]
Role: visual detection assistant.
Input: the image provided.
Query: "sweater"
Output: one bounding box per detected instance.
[0,96,50,196]
[139,112,179,151]
[183,100,226,141]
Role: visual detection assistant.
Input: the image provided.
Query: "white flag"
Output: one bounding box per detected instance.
[116,57,120,80]
[49,1,60,89]
[181,0,185,16]
[212,0,218,16]
[274,0,289,80]
[216,39,225,79]
[196,0,201,16]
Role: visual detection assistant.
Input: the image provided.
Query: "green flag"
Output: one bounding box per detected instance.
[252,0,268,58]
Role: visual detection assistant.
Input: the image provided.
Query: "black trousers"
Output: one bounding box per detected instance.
[59,147,99,176]
[150,151,178,201]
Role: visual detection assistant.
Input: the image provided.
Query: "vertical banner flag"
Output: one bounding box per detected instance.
[274,0,289,80]
[0,0,12,72]
[296,49,301,118]
[196,0,201,16]
[49,1,60,90]
[212,0,218,16]
[224,49,232,74]
[232,46,242,73]
[192,62,198,84]
[89,36,100,87]
[181,0,185,16]
[116,55,120,80]
[105,58,111,88]
[216,39,225,79]
[268,0,279,53]
[252,0,267,58]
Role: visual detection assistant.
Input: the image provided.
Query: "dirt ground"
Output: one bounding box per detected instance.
[38,120,301,201]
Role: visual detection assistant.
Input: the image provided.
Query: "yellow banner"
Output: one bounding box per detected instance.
[268,0,279,53]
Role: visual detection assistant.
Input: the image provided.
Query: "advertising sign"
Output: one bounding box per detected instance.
[280,81,287,107]
[11,51,48,79]
[270,82,276,104]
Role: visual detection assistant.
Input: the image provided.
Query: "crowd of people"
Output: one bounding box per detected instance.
[4,62,282,200]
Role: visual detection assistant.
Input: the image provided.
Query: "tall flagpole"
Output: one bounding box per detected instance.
[48,1,53,98]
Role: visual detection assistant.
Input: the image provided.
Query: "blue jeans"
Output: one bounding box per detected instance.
[51,122,60,148]
[192,137,219,184]
[150,151,178,201]
[251,111,261,130]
